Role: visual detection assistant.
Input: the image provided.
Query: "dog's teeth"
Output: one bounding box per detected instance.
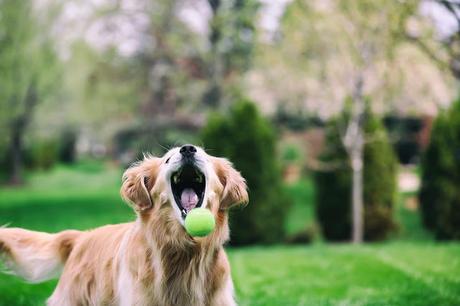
[173,174,179,184]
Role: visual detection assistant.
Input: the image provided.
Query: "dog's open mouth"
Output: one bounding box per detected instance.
[171,164,206,218]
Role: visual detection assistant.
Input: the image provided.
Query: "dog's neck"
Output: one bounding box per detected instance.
[157,239,220,305]
[140,209,230,305]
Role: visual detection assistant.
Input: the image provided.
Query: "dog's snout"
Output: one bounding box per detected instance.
[180,145,197,158]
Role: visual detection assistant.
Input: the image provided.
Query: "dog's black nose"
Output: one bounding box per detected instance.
[180,145,197,158]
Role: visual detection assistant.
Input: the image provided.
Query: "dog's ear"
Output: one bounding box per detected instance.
[121,157,162,212]
[213,158,248,209]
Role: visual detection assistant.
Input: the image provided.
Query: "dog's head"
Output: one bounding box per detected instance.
[120,145,248,235]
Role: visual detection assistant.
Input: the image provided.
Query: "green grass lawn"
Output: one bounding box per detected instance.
[1,163,459,305]
[231,243,460,306]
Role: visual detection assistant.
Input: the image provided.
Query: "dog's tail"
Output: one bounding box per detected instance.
[0,227,82,283]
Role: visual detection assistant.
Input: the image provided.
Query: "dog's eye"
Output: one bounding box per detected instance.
[165,157,171,164]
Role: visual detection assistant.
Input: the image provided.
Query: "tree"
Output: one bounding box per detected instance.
[404,0,460,81]
[313,1,399,243]
[248,0,452,243]
[61,0,260,145]
[315,105,397,242]
[419,99,460,240]
[249,0,452,117]
[342,75,366,243]
[201,100,289,245]
[0,0,59,184]
[203,0,259,108]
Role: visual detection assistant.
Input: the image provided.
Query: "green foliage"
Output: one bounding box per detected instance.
[58,128,78,164]
[201,100,289,245]
[208,0,259,74]
[314,125,351,240]
[314,108,397,241]
[362,114,398,240]
[284,178,315,235]
[0,0,59,122]
[384,116,424,164]
[0,0,60,182]
[285,226,317,244]
[203,0,259,107]
[273,106,324,131]
[24,139,58,171]
[419,99,460,240]
[114,125,199,163]
[281,143,303,164]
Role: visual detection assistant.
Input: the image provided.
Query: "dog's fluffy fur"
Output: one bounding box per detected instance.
[0,146,248,306]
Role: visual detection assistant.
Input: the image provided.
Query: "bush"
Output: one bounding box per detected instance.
[201,99,290,245]
[281,143,303,165]
[419,100,460,240]
[24,139,58,170]
[384,116,423,164]
[114,125,199,164]
[0,149,10,183]
[58,128,77,164]
[314,109,397,241]
[285,225,317,244]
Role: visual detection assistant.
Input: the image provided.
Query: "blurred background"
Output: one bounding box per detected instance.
[1,0,460,305]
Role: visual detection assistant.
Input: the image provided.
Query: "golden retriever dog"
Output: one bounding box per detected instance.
[0,145,248,306]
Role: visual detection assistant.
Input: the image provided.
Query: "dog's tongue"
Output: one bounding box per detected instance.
[181,188,199,212]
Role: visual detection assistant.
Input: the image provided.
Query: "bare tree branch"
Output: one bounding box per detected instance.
[404,34,450,71]
[436,0,460,30]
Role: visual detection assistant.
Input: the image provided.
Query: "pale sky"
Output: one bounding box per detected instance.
[420,0,460,38]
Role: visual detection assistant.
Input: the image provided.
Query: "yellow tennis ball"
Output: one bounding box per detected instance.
[184,208,216,237]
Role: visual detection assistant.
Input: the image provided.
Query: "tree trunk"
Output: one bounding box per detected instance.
[8,123,23,185]
[203,0,224,108]
[351,149,364,243]
[7,83,38,185]
[143,1,177,119]
[343,74,365,244]
[203,57,223,108]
